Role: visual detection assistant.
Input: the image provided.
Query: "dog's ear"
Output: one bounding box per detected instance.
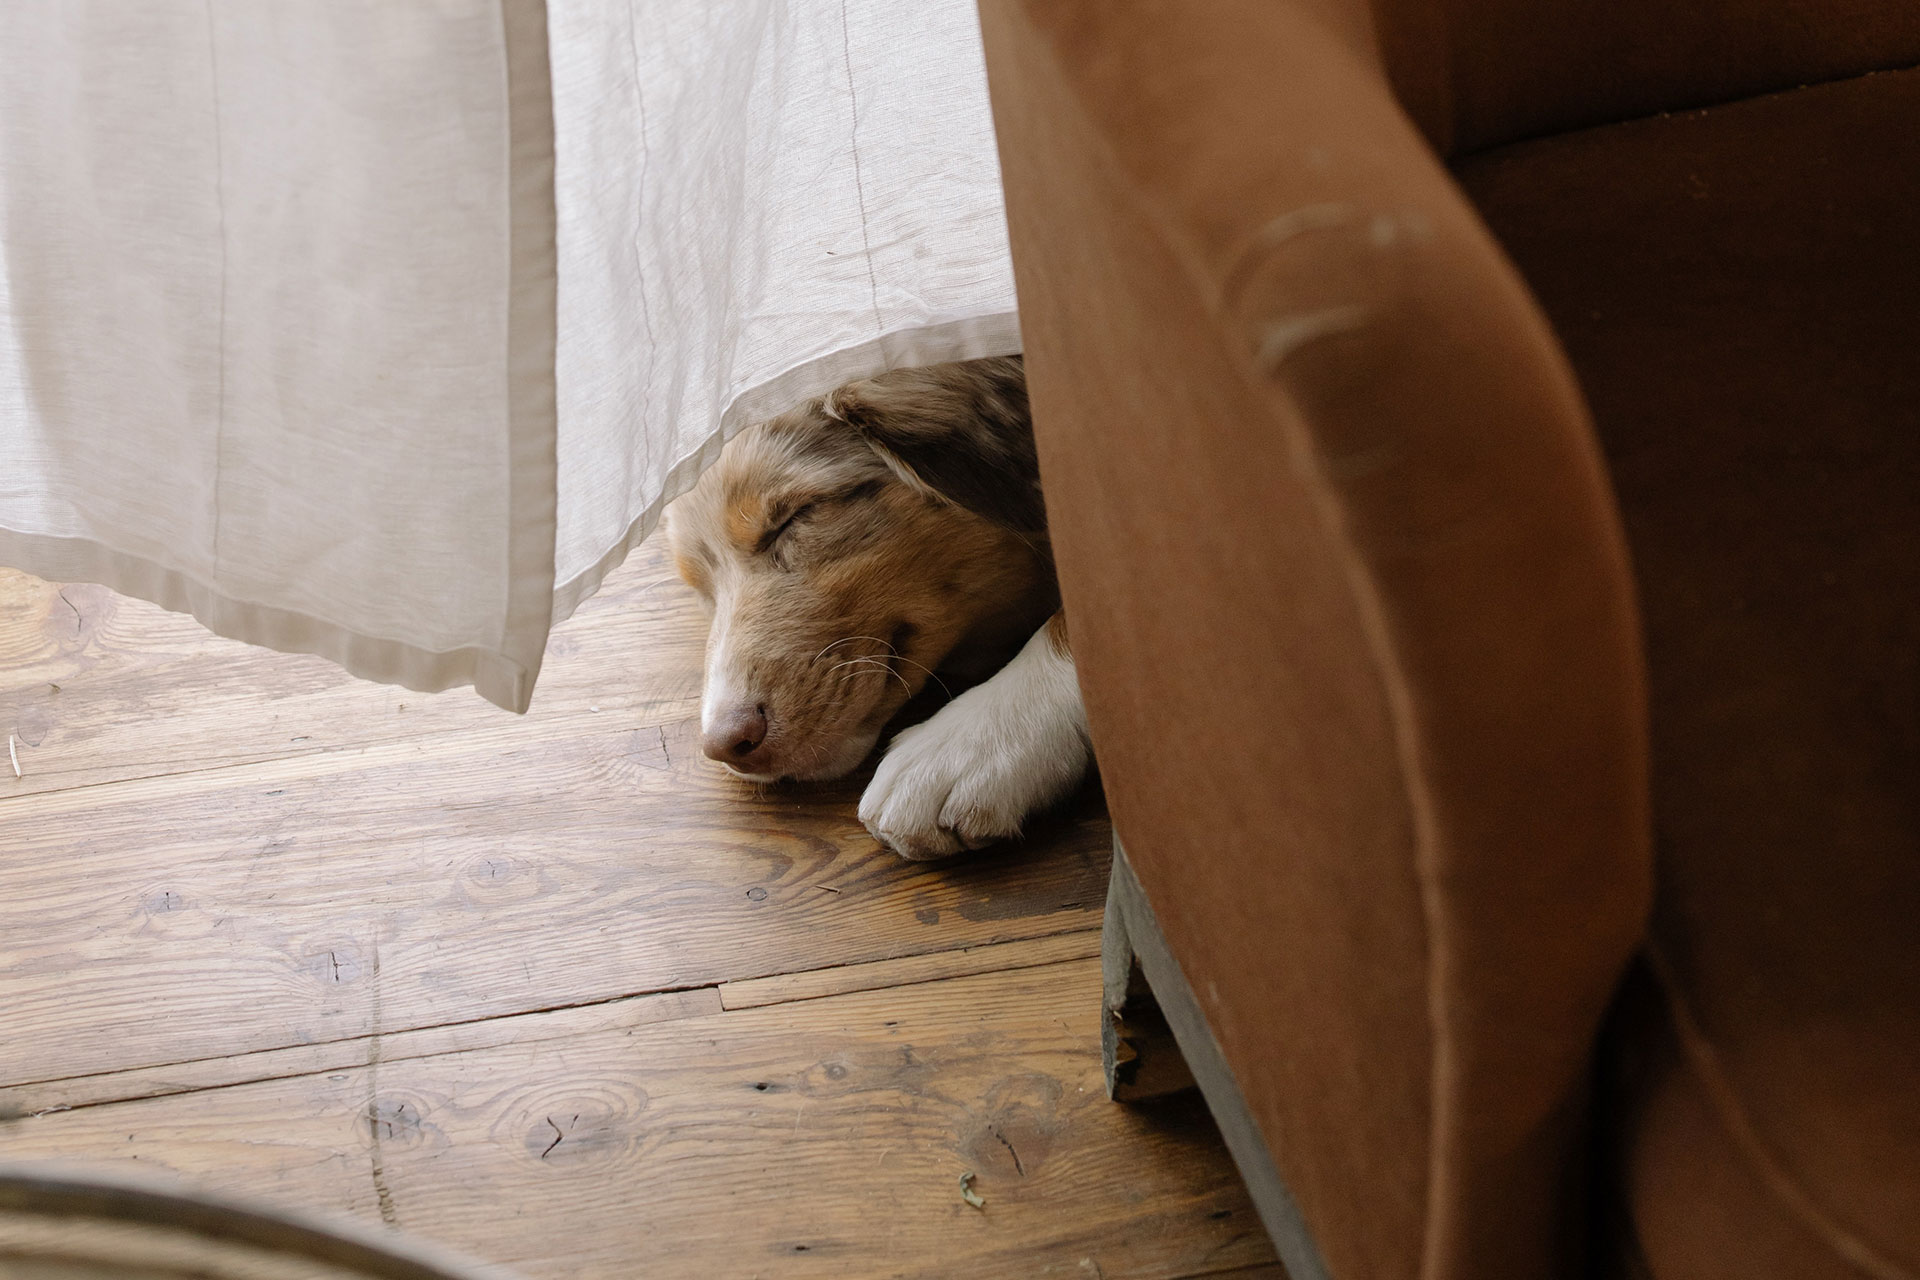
[825,356,1045,534]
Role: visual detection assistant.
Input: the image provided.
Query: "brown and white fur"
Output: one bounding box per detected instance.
[663,356,1090,860]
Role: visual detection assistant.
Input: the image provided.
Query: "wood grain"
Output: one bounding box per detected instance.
[0,542,705,799]
[0,720,1109,1084]
[0,537,1275,1277]
[3,537,1107,1091]
[0,989,720,1118]
[718,929,1102,1010]
[0,961,1279,1280]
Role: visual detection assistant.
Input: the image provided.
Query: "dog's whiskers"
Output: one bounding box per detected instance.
[812,635,896,665]
[791,733,828,779]
[884,653,951,700]
[820,638,950,701]
[828,655,913,698]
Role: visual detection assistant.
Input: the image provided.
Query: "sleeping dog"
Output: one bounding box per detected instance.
[664,356,1090,860]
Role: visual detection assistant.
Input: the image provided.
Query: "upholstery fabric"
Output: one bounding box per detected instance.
[1462,65,1920,1279]
[1371,0,1920,155]
[979,2,1652,1276]
[984,0,1917,1275]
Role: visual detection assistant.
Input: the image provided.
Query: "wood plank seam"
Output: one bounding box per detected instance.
[0,958,1280,1277]
[4,936,1101,1114]
[1,712,701,817]
[1,984,725,1094]
[3,541,1276,1276]
[0,989,725,1116]
[4,951,1107,1118]
[0,696,702,806]
[717,928,1103,1009]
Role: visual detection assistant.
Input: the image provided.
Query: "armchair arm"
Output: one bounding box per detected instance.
[979,2,1651,1276]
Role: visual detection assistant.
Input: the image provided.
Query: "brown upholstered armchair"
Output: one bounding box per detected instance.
[977,2,1920,1277]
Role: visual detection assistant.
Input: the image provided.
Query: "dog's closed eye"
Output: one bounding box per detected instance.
[756,480,888,561]
[757,502,815,555]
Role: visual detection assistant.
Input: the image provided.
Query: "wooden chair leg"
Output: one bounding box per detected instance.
[1098,835,1335,1280]
[1102,856,1197,1102]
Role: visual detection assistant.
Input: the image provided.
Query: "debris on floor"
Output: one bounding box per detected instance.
[959,1170,985,1210]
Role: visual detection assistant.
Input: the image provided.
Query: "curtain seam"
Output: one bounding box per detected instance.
[493,0,560,712]
[622,0,660,454]
[202,0,230,585]
[837,0,885,341]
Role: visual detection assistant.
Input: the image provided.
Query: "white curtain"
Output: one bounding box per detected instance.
[0,0,1018,712]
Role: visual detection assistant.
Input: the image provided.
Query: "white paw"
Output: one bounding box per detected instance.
[859,653,1089,861]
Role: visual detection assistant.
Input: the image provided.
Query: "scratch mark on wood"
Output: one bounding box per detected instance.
[993,1126,1026,1176]
[364,931,398,1227]
[57,590,80,633]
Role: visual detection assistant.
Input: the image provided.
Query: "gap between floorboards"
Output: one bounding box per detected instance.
[0,930,1104,1116]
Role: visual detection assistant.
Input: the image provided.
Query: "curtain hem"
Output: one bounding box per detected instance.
[0,0,560,717]
[0,527,535,707]
[495,0,561,712]
[550,308,1023,624]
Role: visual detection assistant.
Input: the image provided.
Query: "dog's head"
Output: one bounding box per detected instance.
[665,357,1055,782]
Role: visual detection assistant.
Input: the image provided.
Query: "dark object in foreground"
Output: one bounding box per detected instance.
[0,1165,505,1278]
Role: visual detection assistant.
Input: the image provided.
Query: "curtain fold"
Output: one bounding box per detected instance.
[547,0,1020,621]
[0,0,559,710]
[0,0,1016,710]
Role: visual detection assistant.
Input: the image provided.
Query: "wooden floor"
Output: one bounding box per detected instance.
[0,539,1279,1279]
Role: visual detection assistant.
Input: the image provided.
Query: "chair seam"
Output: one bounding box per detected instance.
[1643,943,1915,1280]
[1450,60,1920,163]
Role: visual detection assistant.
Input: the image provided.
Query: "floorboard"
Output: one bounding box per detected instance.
[1,962,1275,1279]
[0,541,1279,1277]
[0,555,702,799]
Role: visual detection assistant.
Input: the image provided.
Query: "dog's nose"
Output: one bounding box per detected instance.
[702,703,769,765]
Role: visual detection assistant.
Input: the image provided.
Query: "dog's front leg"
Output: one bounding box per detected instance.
[860,613,1089,860]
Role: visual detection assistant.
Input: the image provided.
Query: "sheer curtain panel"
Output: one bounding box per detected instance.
[546,0,1020,619]
[0,1,558,711]
[0,0,1017,711]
